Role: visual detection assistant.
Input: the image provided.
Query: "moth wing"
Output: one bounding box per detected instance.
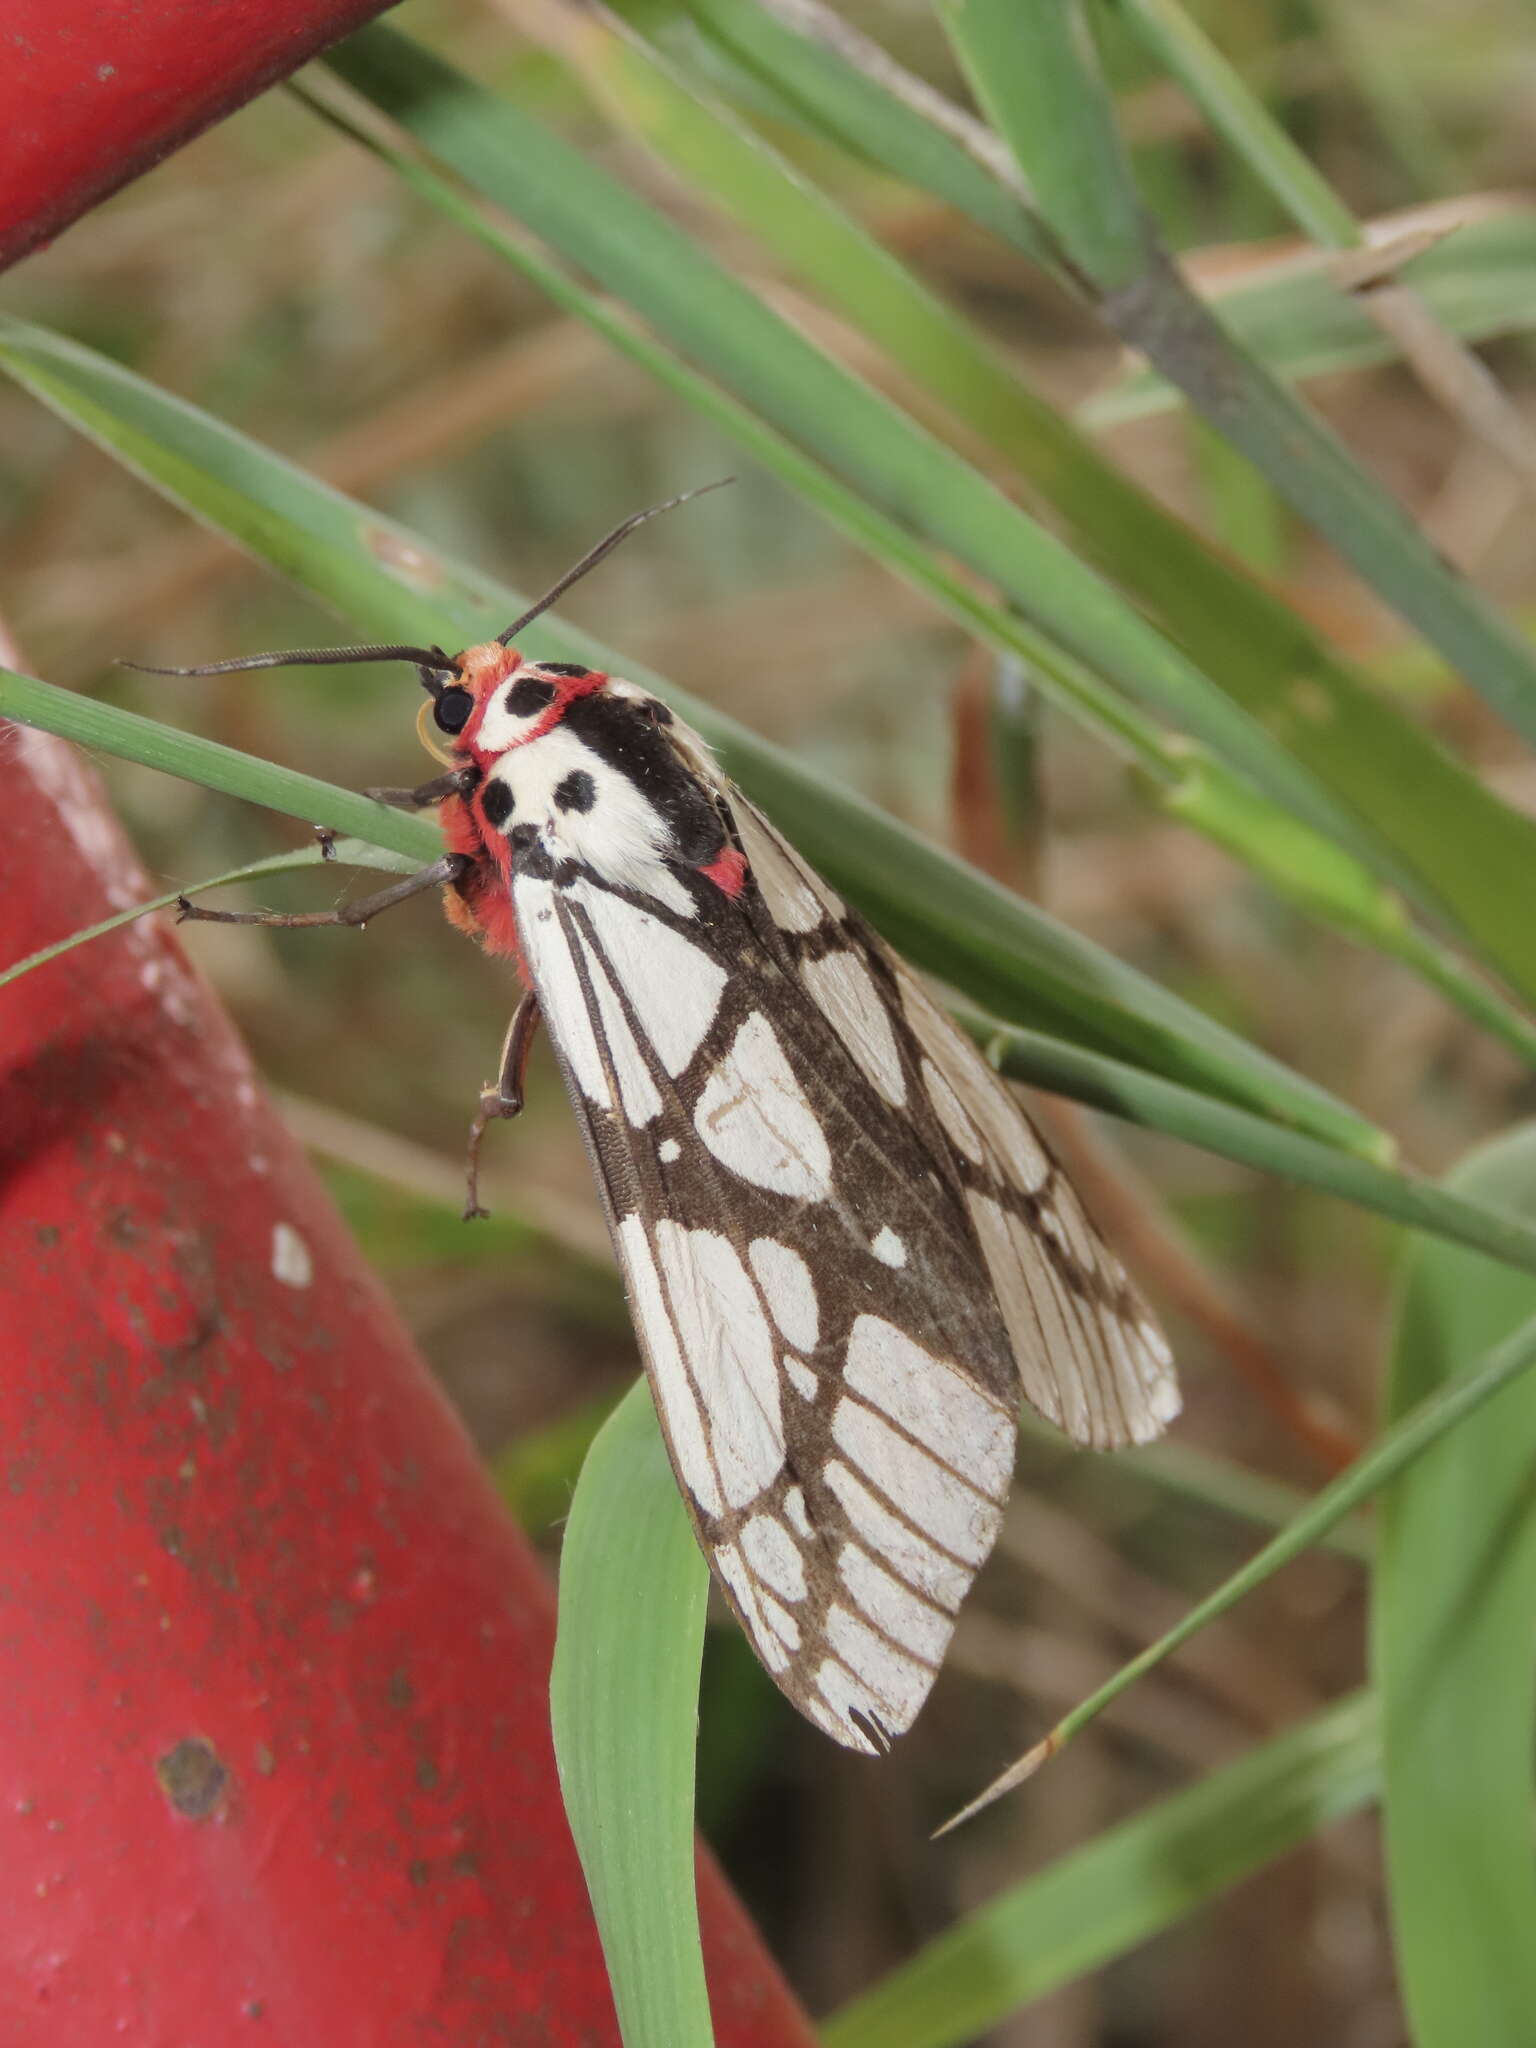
[512,853,1024,1751]
[733,798,1179,1452]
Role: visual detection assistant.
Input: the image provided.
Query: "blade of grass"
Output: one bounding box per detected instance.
[680,0,1536,424]
[1082,204,1536,423]
[1111,0,1536,490]
[949,1306,1536,1824]
[0,836,415,991]
[1372,1126,1536,2045]
[655,0,1054,262]
[549,1376,713,2048]
[941,0,1536,754]
[975,1013,1536,1277]
[0,326,1384,1154]
[821,1690,1378,2048]
[0,669,444,866]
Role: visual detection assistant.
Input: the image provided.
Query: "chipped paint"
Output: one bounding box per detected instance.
[270,1222,313,1290]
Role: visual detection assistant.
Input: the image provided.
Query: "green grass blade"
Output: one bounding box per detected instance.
[962,1309,1536,1795]
[550,1378,713,2048]
[977,1014,1536,1277]
[0,668,443,866]
[1083,207,1536,423]
[1372,1127,1536,2044]
[0,323,1382,1154]
[821,1692,1379,2048]
[1113,0,1360,247]
[942,0,1536,758]
[665,0,1053,265]
[0,838,415,991]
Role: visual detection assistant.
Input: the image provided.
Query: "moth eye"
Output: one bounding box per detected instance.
[506,676,557,718]
[433,686,474,734]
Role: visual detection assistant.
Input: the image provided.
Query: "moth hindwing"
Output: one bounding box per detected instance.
[430,646,1180,1754]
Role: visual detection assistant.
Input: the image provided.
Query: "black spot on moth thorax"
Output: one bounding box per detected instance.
[561,692,726,866]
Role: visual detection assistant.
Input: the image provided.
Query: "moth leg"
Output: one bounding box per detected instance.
[463,991,542,1221]
[176,852,469,929]
[365,769,476,811]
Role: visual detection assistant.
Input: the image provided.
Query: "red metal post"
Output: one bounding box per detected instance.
[1,0,403,269]
[0,722,819,2046]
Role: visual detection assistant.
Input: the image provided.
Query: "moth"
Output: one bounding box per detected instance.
[150,496,1179,1754]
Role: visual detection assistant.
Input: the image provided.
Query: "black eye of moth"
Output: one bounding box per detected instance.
[433,686,474,734]
[480,780,515,830]
[506,676,557,717]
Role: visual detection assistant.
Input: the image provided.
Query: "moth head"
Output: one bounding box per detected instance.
[428,648,605,764]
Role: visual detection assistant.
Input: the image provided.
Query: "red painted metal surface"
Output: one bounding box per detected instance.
[1,0,400,270]
[0,724,820,2046]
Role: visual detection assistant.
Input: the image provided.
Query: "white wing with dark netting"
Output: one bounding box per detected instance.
[512,785,1176,1751]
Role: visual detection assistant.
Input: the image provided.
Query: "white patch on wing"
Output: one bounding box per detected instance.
[921,1057,983,1165]
[619,1216,720,1515]
[713,1543,791,1673]
[573,932,663,1125]
[733,803,830,933]
[844,1316,1015,1495]
[825,1462,970,1611]
[784,1487,812,1538]
[814,1649,908,1743]
[756,1587,802,1654]
[501,723,691,911]
[870,1227,906,1269]
[748,1239,819,1351]
[800,951,907,1106]
[838,1543,949,1663]
[784,1357,820,1402]
[741,1513,807,1604]
[905,987,1052,1193]
[570,882,726,1073]
[825,1603,930,1724]
[831,1401,1002,1567]
[694,1013,833,1199]
[658,1138,681,1163]
[515,877,613,1110]
[653,1221,785,1507]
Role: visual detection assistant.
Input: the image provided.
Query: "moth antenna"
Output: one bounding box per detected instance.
[496,479,734,646]
[119,644,460,679]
